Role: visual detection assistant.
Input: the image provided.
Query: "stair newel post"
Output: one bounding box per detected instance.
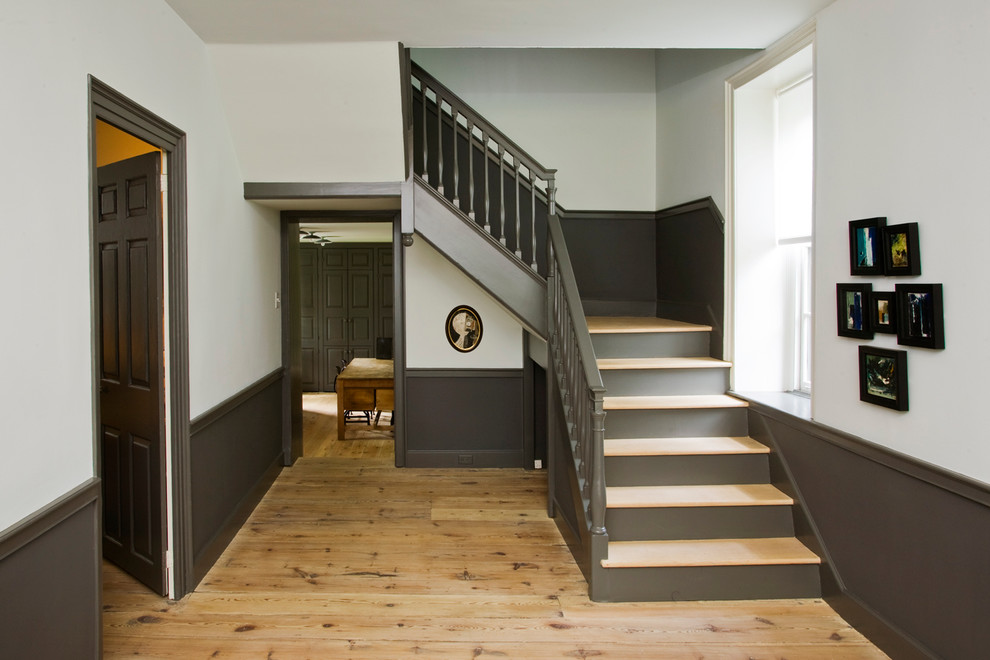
[467,120,476,221]
[451,108,460,209]
[514,161,523,260]
[547,171,557,216]
[590,390,607,536]
[436,95,444,195]
[498,144,507,246]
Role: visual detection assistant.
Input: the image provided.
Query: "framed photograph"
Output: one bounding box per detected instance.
[896,283,945,349]
[445,304,483,352]
[849,217,887,275]
[870,291,897,335]
[882,222,921,276]
[836,283,873,339]
[859,346,909,411]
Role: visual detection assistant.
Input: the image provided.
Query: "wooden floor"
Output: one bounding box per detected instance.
[302,392,394,459]
[102,396,887,659]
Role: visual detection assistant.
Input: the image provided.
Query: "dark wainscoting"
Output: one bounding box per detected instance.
[0,479,101,660]
[744,398,990,660]
[405,369,527,467]
[656,198,724,359]
[190,369,284,583]
[559,210,657,318]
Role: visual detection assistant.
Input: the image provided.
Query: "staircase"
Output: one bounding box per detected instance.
[588,316,821,601]
[409,60,821,603]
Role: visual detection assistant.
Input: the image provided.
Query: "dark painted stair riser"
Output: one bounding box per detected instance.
[601,368,729,397]
[604,453,769,486]
[599,564,821,603]
[592,332,710,359]
[604,407,749,439]
[605,505,795,542]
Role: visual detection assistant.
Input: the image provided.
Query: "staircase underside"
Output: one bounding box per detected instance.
[587,316,821,602]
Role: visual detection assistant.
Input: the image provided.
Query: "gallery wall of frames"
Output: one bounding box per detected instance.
[838,217,945,411]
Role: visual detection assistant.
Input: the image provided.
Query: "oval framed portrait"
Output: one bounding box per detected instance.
[445,305,483,353]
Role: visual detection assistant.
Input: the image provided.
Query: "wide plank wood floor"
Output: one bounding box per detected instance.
[102,397,887,659]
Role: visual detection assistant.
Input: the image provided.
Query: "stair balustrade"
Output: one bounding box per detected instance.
[411,63,556,273]
[547,214,607,548]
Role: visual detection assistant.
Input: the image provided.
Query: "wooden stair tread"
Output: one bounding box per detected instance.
[603,394,748,411]
[601,537,821,568]
[597,357,731,370]
[607,484,792,508]
[604,436,769,456]
[587,316,712,334]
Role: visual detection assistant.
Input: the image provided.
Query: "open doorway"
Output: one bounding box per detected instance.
[89,78,192,599]
[280,212,404,466]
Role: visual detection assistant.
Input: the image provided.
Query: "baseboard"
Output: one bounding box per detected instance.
[405,449,523,468]
[0,479,101,660]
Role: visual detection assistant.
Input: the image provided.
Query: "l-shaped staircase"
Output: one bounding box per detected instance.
[409,61,821,603]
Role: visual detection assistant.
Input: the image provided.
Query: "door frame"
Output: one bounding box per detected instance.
[88,77,194,598]
[280,210,405,467]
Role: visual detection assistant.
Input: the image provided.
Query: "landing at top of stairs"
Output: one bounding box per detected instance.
[587,317,711,334]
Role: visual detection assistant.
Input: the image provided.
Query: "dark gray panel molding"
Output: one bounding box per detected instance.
[405,369,525,467]
[558,209,657,222]
[656,196,725,234]
[0,479,101,660]
[245,181,403,200]
[191,367,283,435]
[190,371,284,585]
[743,399,988,660]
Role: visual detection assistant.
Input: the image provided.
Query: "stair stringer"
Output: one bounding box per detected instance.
[410,176,547,338]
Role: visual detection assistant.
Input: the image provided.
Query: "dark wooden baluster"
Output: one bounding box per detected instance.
[436,96,444,195]
[421,82,428,182]
[483,132,491,233]
[498,143,506,246]
[514,161,522,259]
[467,120,476,220]
[452,109,460,209]
[530,172,538,270]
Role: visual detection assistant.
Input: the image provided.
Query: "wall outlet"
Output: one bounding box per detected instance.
[534,459,543,469]
[457,454,474,465]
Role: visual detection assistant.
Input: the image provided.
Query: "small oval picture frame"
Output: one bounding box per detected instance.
[445,305,483,353]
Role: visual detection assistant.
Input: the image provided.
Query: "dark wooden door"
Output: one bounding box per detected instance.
[96,152,166,595]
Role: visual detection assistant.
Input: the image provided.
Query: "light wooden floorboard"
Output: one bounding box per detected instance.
[101,396,887,659]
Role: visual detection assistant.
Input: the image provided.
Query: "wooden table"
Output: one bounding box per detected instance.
[335,358,394,441]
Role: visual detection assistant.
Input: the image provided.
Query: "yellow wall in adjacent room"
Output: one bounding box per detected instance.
[95,119,160,166]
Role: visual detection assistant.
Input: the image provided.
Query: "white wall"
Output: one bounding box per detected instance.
[655,49,760,211]
[411,48,657,211]
[0,0,281,532]
[209,43,406,184]
[813,0,990,484]
[405,239,523,369]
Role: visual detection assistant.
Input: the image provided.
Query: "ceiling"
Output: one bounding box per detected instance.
[164,0,834,49]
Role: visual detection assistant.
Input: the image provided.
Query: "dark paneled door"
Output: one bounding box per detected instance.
[96,152,166,595]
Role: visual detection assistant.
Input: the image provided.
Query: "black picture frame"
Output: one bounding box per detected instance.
[895,283,945,349]
[882,222,921,276]
[445,304,483,352]
[869,291,897,335]
[849,217,887,275]
[836,283,873,339]
[859,346,909,411]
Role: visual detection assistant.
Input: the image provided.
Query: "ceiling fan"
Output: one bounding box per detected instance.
[298,229,337,246]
